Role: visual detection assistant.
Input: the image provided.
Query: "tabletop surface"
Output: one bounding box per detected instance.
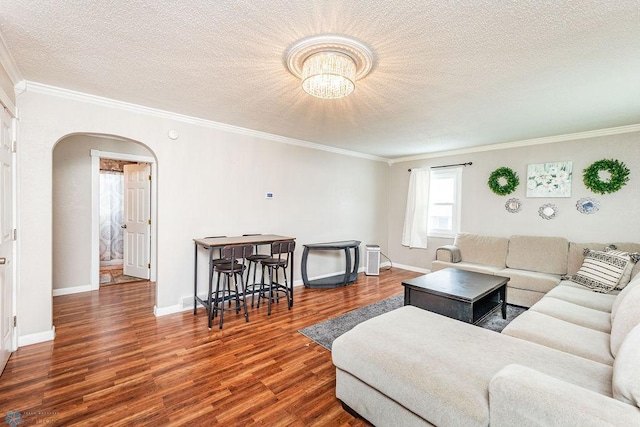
[193,234,295,248]
[303,240,361,249]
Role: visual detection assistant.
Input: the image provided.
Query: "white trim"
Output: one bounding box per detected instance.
[389,124,640,164]
[0,87,17,117]
[18,326,55,347]
[0,31,23,85]
[90,149,157,293]
[391,263,430,274]
[52,284,94,296]
[26,81,388,163]
[154,304,184,317]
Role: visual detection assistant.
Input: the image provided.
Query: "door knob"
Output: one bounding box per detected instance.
[121,224,127,229]
[0,258,6,265]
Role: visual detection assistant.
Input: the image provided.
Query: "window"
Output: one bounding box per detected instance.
[427,167,462,238]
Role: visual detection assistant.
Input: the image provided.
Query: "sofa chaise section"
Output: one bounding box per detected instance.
[333,305,628,427]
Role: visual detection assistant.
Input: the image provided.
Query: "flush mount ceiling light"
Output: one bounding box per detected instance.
[286,35,374,99]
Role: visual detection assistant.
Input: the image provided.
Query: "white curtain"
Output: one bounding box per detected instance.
[402,168,430,249]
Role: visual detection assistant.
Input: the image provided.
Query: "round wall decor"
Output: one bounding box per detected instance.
[576,197,600,214]
[505,198,522,213]
[488,167,519,196]
[538,203,558,220]
[582,159,630,195]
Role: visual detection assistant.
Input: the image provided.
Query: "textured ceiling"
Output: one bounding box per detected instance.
[0,1,639,159]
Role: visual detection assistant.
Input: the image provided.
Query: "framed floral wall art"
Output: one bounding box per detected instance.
[526,161,573,198]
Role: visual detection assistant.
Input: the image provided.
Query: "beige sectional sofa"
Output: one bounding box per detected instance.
[332,236,640,426]
[431,232,640,307]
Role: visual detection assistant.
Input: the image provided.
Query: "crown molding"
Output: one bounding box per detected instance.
[0,31,23,85]
[23,81,388,163]
[388,124,640,164]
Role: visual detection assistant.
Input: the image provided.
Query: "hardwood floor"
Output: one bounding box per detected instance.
[0,268,422,426]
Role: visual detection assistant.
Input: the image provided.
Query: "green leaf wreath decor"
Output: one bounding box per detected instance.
[582,159,630,195]
[488,167,519,196]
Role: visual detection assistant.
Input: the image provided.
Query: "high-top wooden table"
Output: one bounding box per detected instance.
[402,268,509,324]
[193,235,296,324]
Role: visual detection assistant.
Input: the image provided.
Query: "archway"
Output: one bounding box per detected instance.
[52,134,157,302]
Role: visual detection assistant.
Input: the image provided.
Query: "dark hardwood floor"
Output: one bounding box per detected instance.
[0,268,422,426]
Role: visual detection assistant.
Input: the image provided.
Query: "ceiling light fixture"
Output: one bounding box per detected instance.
[286,35,374,99]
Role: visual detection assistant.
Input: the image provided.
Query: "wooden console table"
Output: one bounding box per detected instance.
[301,240,361,288]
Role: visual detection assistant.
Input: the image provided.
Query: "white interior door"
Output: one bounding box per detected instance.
[123,164,150,279]
[0,105,15,374]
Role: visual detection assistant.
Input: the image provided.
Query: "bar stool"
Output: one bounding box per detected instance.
[209,244,253,329]
[194,235,231,318]
[242,234,270,307]
[258,240,295,316]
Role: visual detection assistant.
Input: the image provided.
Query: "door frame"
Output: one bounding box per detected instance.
[90,149,157,289]
[0,99,17,359]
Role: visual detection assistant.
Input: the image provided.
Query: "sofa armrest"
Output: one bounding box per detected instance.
[435,245,461,263]
[489,364,640,427]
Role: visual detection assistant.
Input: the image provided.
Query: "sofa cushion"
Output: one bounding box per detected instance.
[610,285,640,357]
[333,306,614,427]
[506,235,568,275]
[431,260,502,276]
[545,283,617,313]
[612,275,640,321]
[529,297,611,333]
[496,268,561,294]
[612,324,640,407]
[502,311,613,365]
[454,233,509,269]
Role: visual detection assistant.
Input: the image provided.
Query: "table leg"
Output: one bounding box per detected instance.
[501,285,507,319]
[193,242,198,315]
[343,248,352,286]
[289,251,295,307]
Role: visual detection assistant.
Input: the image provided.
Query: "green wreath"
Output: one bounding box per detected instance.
[583,159,630,195]
[488,167,519,196]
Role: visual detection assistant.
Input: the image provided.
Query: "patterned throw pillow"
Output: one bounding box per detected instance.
[571,249,631,293]
[605,246,640,290]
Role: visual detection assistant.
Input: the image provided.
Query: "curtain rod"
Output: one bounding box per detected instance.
[408,162,472,172]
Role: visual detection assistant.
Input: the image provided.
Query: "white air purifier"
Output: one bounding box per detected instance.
[365,244,380,276]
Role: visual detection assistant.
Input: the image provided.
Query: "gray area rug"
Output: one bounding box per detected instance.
[299,294,526,350]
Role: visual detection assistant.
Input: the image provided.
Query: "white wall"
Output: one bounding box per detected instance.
[388,132,640,270]
[52,135,152,290]
[17,89,389,342]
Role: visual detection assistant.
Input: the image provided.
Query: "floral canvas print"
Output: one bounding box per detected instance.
[526,161,573,197]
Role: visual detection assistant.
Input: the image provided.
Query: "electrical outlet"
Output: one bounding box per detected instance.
[266,192,274,199]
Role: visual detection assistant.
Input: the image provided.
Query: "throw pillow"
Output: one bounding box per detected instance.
[612,323,640,406]
[604,246,640,290]
[571,249,630,293]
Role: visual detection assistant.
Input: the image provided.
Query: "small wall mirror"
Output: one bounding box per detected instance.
[505,198,522,213]
[576,197,599,214]
[538,203,558,220]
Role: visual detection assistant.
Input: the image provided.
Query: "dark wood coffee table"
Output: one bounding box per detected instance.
[402,268,509,324]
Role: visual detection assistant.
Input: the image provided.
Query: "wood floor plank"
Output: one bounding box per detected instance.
[0,268,421,425]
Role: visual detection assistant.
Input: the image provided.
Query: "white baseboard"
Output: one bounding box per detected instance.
[154,304,185,317]
[52,284,95,296]
[385,263,430,274]
[19,326,56,347]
